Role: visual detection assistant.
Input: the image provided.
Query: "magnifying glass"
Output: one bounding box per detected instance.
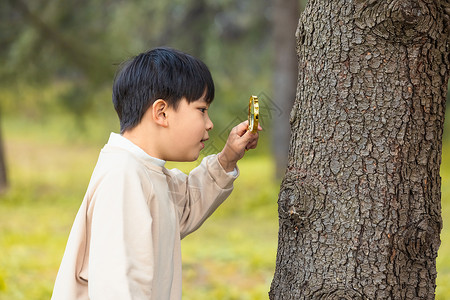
[248,95,259,133]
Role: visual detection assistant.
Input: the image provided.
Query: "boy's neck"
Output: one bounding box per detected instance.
[122,128,164,161]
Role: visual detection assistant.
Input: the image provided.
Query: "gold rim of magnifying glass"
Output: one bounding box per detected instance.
[248,95,259,133]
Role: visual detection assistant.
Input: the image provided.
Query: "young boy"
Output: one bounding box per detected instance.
[51,47,261,299]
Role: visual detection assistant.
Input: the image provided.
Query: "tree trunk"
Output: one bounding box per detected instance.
[0,114,7,194]
[271,0,298,178]
[270,0,450,299]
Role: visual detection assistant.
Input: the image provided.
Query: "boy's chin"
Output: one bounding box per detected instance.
[171,152,201,162]
[188,153,201,162]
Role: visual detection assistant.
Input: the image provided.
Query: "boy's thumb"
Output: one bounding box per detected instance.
[235,121,250,137]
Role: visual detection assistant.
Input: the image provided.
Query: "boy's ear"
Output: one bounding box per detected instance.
[152,99,169,127]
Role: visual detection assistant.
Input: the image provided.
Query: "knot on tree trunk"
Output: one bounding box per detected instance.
[278,169,325,229]
[311,287,366,300]
[392,217,441,261]
[353,0,444,43]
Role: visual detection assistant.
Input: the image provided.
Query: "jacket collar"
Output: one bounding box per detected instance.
[106,132,166,169]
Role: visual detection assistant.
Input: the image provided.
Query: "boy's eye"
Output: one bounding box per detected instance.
[199,108,207,113]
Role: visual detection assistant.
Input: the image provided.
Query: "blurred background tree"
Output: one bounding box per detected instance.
[0,113,6,193]
[272,0,299,177]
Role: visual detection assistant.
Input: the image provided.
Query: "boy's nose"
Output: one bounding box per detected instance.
[206,116,213,131]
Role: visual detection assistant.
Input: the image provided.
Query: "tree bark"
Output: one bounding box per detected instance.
[271,0,299,178]
[270,0,450,299]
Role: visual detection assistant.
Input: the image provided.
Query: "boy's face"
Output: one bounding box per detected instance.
[165,97,213,161]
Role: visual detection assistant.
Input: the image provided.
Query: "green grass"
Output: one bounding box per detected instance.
[1,117,450,299]
[177,155,279,300]
[0,130,280,300]
[0,138,98,300]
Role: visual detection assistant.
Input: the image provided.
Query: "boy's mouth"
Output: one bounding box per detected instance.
[200,138,208,149]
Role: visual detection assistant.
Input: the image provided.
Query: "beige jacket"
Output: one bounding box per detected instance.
[52,133,238,299]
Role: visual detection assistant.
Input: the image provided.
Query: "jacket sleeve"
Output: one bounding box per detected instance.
[167,154,239,239]
[87,165,154,299]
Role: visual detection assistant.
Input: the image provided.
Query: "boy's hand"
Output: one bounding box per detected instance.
[218,120,262,172]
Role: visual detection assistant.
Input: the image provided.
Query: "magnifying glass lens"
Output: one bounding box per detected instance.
[248,95,259,133]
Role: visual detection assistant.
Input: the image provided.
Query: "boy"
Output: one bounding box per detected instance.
[51,47,261,299]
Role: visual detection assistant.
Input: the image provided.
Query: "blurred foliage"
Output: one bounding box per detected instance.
[0,0,293,135]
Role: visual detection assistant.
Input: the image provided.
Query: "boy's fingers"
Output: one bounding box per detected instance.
[246,137,259,149]
[245,141,258,150]
[242,131,260,151]
[235,121,249,137]
[241,129,257,143]
[231,121,260,151]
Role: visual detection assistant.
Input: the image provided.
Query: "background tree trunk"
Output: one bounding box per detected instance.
[270,0,450,299]
[0,113,8,194]
[271,0,299,178]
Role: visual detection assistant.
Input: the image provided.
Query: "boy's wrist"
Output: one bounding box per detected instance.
[218,151,237,173]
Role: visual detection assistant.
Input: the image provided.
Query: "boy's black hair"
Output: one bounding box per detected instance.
[112,47,215,133]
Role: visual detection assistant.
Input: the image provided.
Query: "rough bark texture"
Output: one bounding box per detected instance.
[272,0,299,177]
[270,0,450,299]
